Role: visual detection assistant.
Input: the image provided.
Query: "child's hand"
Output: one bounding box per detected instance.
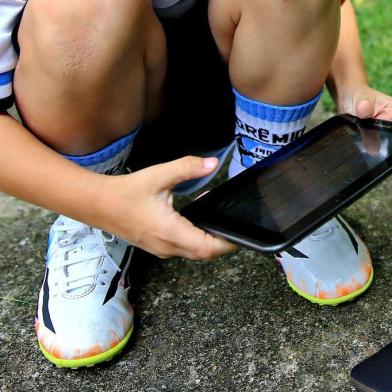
[337,84,392,121]
[336,85,392,155]
[95,156,238,260]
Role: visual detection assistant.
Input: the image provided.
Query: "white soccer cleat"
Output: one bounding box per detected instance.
[276,216,373,305]
[35,216,134,368]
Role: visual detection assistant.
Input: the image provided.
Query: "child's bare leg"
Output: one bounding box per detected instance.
[15,0,166,155]
[209,0,373,305]
[210,0,340,104]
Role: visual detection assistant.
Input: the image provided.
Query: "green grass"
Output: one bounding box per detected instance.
[322,0,392,112]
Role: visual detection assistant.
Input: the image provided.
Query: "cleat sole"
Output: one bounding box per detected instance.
[38,323,133,369]
[287,268,374,306]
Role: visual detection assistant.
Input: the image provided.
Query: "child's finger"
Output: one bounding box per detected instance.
[150,156,219,191]
[165,213,238,260]
[356,99,375,119]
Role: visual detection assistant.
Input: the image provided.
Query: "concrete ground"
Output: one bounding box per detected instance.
[2,106,392,391]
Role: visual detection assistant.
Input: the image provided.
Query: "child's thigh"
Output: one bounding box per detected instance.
[210,0,342,104]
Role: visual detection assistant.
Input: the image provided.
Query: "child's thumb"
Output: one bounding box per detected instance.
[153,156,218,191]
[356,99,375,119]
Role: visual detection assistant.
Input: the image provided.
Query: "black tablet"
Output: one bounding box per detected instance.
[181,115,392,253]
[351,342,392,391]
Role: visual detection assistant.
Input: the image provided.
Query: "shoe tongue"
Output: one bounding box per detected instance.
[60,216,84,227]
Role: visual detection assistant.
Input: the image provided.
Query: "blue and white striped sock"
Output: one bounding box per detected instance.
[64,125,141,175]
[0,70,13,102]
[228,89,322,178]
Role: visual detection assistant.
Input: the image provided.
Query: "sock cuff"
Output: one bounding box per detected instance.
[0,70,13,86]
[64,124,141,172]
[0,70,14,100]
[233,89,322,123]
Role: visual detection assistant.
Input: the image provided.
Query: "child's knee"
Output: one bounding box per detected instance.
[13,0,166,154]
[225,0,341,104]
[18,0,158,80]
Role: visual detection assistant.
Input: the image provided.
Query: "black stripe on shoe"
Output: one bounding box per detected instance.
[42,268,56,334]
[103,246,133,305]
[124,260,132,290]
[285,247,309,259]
[336,216,359,255]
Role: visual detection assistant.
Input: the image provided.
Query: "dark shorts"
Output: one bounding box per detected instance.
[131,0,235,170]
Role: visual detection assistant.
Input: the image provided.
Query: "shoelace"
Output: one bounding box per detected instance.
[51,223,121,295]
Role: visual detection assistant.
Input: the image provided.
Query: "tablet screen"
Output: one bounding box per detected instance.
[213,121,392,232]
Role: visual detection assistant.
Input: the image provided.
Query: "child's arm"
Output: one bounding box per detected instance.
[0,112,104,220]
[0,112,236,260]
[327,0,392,120]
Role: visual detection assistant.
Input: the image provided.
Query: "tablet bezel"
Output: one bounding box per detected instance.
[181,115,392,253]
